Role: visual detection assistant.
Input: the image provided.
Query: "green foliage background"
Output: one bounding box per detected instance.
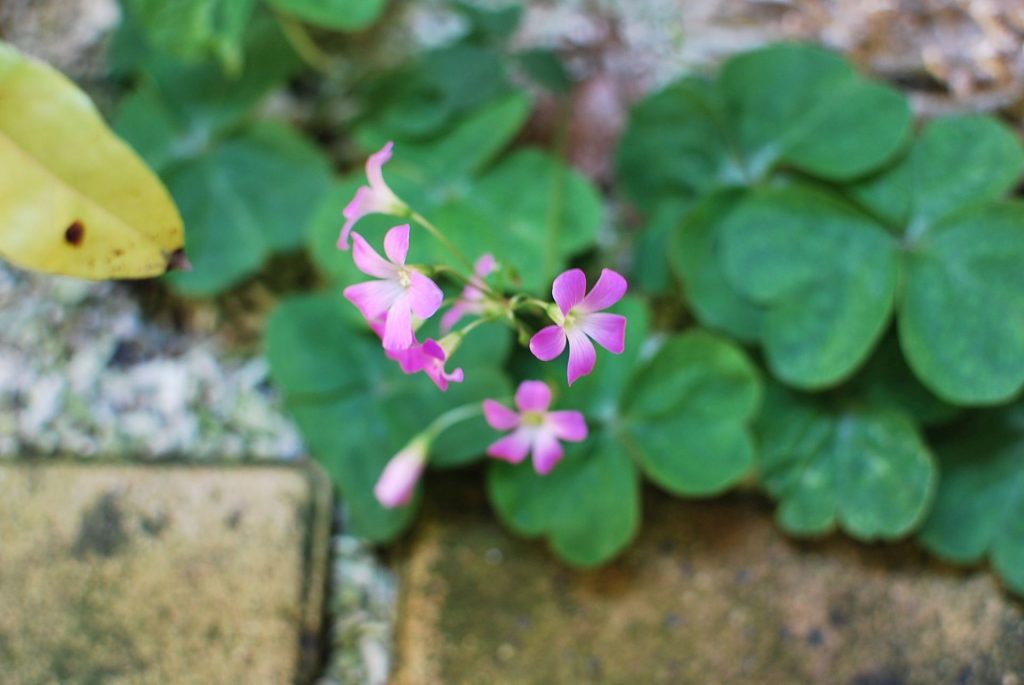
[109,2,1024,594]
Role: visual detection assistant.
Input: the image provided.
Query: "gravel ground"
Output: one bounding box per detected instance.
[0,264,302,460]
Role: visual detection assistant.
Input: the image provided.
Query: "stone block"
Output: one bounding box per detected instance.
[0,462,330,685]
[394,481,1024,685]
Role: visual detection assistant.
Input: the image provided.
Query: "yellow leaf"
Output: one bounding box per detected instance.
[0,41,185,279]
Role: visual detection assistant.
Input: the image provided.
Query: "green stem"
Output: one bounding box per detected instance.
[424,402,484,440]
[409,210,480,280]
[457,316,492,337]
[273,10,333,73]
[513,297,552,313]
[429,264,475,288]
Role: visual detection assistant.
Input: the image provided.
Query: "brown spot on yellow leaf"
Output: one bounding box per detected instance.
[64,220,84,246]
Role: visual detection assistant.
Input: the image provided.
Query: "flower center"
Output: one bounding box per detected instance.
[522,411,545,426]
[397,268,412,289]
[562,310,580,330]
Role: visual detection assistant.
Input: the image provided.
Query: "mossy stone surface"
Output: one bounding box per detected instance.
[0,462,331,685]
[394,478,1024,685]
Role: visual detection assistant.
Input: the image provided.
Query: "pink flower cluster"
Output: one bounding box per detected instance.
[336,143,628,507]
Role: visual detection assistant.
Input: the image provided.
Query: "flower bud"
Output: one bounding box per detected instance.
[373,436,430,509]
[437,331,464,359]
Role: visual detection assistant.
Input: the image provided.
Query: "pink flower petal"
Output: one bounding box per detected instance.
[383,224,410,265]
[581,269,628,312]
[547,411,588,442]
[407,271,444,319]
[429,373,451,391]
[366,141,394,189]
[344,187,372,219]
[515,380,552,413]
[337,187,373,250]
[531,430,564,475]
[566,328,597,386]
[529,325,567,361]
[551,268,588,316]
[426,363,462,391]
[390,337,426,373]
[475,253,497,278]
[487,428,532,464]
[382,294,414,351]
[421,339,445,360]
[581,312,627,354]
[373,444,424,509]
[351,232,396,279]
[483,399,521,431]
[440,302,468,334]
[344,280,404,321]
[392,348,421,374]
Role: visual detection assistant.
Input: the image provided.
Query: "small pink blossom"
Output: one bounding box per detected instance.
[529,268,628,386]
[365,316,464,390]
[374,438,429,508]
[343,225,443,351]
[441,254,497,333]
[391,338,465,391]
[483,381,587,475]
[337,141,406,250]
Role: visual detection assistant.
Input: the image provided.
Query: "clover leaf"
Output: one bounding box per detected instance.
[758,385,936,540]
[162,122,333,295]
[113,14,325,296]
[356,91,532,187]
[715,118,1024,402]
[558,297,651,419]
[361,44,511,141]
[267,293,510,541]
[720,184,899,388]
[720,42,910,180]
[900,204,1024,404]
[122,0,257,70]
[453,1,524,44]
[433,149,603,292]
[489,322,762,566]
[114,14,302,172]
[616,44,911,212]
[919,406,1024,595]
[854,116,1024,231]
[632,199,689,294]
[616,77,738,209]
[854,116,1024,404]
[620,44,909,373]
[670,190,762,341]
[265,0,389,31]
[850,333,959,427]
[620,331,762,495]
[488,435,641,568]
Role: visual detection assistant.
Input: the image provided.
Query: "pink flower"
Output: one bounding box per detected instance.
[364,315,464,390]
[483,381,587,475]
[337,141,406,250]
[343,225,443,351]
[374,438,429,509]
[391,338,465,391]
[529,268,628,386]
[441,254,497,334]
